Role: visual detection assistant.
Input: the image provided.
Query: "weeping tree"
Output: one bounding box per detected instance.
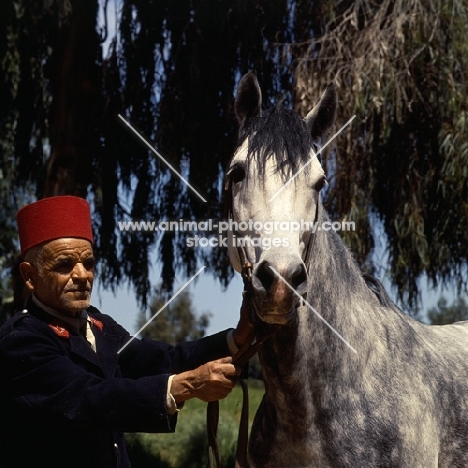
[138,289,210,345]
[428,296,468,325]
[1,0,467,318]
[0,0,293,316]
[289,0,468,307]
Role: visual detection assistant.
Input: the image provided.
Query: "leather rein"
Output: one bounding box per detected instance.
[206,173,320,468]
[206,255,272,468]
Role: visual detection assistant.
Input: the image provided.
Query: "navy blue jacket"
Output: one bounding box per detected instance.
[0,299,231,467]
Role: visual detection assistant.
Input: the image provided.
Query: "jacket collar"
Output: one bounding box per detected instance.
[25,298,121,376]
[25,298,102,369]
[31,295,87,334]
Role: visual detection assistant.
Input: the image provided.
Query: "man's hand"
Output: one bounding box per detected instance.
[171,357,241,403]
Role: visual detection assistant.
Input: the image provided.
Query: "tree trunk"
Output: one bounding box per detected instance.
[43,0,100,197]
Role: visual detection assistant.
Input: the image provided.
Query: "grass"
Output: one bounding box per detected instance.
[125,379,265,468]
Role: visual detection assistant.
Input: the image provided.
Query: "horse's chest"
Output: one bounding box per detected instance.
[248,394,441,468]
[249,394,326,467]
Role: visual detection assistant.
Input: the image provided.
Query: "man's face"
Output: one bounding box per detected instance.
[21,238,95,317]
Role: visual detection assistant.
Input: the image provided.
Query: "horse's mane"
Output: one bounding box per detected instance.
[237,106,315,180]
[363,273,401,310]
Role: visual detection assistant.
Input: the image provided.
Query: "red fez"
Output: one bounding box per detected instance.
[17,196,93,255]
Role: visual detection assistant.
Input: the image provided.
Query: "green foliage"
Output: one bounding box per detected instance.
[290,0,468,308]
[138,289,210,345]
[124,434,171,468]
[1,0,295,310]
[125,380,265,468]
[427,296,468,325]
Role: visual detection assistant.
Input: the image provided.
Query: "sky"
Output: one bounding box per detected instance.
[92,269,245,336]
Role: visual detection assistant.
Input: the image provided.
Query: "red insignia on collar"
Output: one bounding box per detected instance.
[89,316,103,331]
[48,324,70,338]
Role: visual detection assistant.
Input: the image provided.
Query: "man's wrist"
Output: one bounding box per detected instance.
[166,375,183,415]
[169,371,194,405]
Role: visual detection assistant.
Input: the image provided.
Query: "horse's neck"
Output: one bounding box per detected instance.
[259,210,381,395]
[305,211,376,330]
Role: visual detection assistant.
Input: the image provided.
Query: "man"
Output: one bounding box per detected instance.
[0,196,252,468]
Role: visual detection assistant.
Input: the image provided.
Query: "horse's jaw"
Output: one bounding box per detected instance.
[255,308,295,325]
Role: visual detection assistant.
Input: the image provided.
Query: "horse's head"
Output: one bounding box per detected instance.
[225,70,337,325]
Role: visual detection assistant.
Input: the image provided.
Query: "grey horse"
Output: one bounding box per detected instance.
[224,70,468,467]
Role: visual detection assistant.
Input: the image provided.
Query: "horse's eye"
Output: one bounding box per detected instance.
[315,176,327,192]
[229,164,246,183]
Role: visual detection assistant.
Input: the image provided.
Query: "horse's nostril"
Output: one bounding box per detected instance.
[291,263,307,291]
[256,261,275,292]
[255,260,307,293]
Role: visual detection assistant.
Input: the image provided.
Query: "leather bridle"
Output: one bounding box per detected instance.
[206,170,321,468]
[206,250,271,468]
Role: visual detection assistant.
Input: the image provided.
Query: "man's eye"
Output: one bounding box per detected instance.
[83,258,96,270]
[55,260,74,272]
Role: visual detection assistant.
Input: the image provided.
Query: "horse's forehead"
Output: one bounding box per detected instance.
[232,137,324,180]
[232,138,249,162]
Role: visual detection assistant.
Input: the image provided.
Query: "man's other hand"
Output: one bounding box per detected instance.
[171,357,241,403]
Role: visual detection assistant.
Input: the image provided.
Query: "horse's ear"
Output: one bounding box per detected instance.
[304,83,337,141]
[235,70,262,125]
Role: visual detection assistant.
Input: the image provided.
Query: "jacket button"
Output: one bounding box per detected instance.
[21,309,28,314]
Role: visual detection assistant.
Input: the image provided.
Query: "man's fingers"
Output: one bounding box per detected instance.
[212,356,241,378]
[214,356,233,364]
[217,362,241,379]
[231,365,242,377]
[181,358,243,402]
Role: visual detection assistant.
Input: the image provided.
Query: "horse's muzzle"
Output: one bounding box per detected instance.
[251,257,307,324]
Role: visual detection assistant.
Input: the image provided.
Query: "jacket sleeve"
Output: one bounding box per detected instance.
[0,327,179,434]
[118,329,233,379]
[90,308,233,379]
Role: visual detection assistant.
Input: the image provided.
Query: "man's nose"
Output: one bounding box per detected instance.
[72,262,90,279]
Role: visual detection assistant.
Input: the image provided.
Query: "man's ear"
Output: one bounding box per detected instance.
[19,262,36,292]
